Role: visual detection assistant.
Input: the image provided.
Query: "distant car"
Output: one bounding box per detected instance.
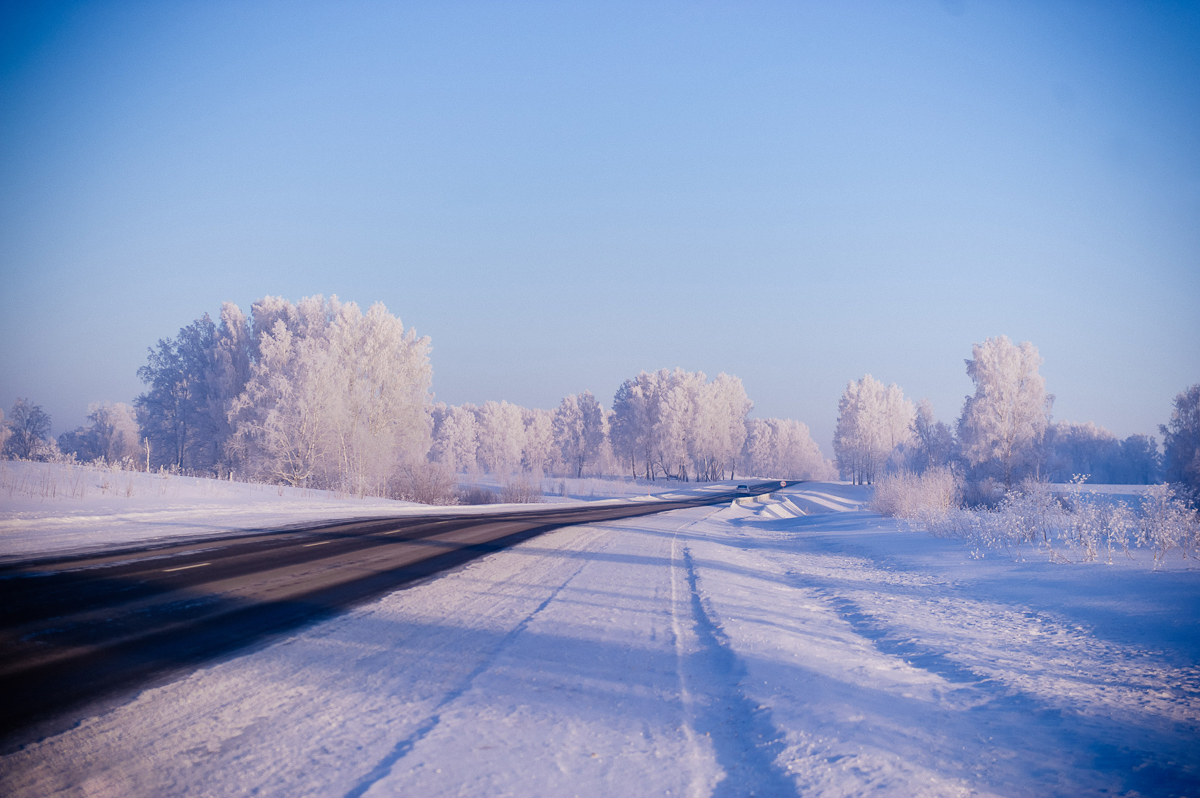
[735,484,750,494]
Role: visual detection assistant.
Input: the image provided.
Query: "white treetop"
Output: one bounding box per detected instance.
[834,374,915,484]
[958,335,1052,486]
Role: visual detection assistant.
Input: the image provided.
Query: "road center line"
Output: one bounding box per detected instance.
[163,562,211,573]
[303,540,332,547]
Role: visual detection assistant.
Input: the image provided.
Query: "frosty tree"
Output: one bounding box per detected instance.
[741,418,833,480]
[833,375,915,484]
[553,392,606,478]
[905,399,956,474]
[430,403,480,474]
[521,407,555,475]
[3,399,53,460]
[1161,384,1200,496]
[474,400,525,475]
[690,374,752,481]
[136,306,249,472]
[609,369,755,481]
[58,403,141,464]
[142,295,432,495]
[957,336,1053,487]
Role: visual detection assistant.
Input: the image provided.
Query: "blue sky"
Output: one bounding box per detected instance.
[2,0,1197,455]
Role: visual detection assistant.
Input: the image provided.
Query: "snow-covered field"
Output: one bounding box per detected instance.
[0,462,714,561]
[2,476,1198,796]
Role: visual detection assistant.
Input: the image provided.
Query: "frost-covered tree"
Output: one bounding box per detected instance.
[475,400,525,475]
[227,312,330,486]
[3,399,53,460]
[0,410,10,455]
[327,299,433,495]
[611,375,652,478]
[1116,434,1162,484]
[58,403,140,464]
[834,375,915,484]
[430,403,480,474]
[521,407,555,476]
[1161,384,1200,496]
[741,418,834,480]
[906,399,956,474]
[652,369,704,480]
[1041,422,1162,484]
[611,368,757,481]
[136,310,249,472]
[227,296,432,494]
[957,336,1053,487]
[553,391,606,478]
[690,374,752,481]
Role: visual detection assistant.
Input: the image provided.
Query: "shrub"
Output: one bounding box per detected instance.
[458,486,499,505]
[919,478,1199,566]
[500,475,543,504]
[389,460,459,505]
[871,467,961,520]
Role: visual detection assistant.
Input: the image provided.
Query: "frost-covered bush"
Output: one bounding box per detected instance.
[500,475,543,504]
[1058,480,1137,563]
[919,478,1199,566]
[458,486,499,505]
[389,460,459,505]
[871,467,961,519]
[1137,484,1200,563]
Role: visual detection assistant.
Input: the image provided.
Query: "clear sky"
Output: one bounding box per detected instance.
[2,0,1197,456]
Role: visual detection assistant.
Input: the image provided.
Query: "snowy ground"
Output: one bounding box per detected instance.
[2,479,1198,796]
[0,462,717,561]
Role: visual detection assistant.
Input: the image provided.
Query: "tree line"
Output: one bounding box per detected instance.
[3,295,834,497]
[6,304,1196,501]
[833,335,1199,501]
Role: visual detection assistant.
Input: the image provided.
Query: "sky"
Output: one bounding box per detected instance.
[1,0,1197,456]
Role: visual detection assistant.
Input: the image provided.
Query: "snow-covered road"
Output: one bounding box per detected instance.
[3,484,1198,797]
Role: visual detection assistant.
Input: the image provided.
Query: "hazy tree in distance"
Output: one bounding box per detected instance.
[957,336,1053,488]
[58,403,140,464]
[3,399,53,460]
[908,399,956,473]
[742,417,833,480]
[1161,384,1200,497]
[1116,434,1161,484]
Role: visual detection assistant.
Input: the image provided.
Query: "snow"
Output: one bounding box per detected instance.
[2,479,1198,796]
[0,462,718,561]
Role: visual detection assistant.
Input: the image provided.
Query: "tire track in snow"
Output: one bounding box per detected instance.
[343,528,603,798]
[671,512,794,798]
[786,567,1200,796]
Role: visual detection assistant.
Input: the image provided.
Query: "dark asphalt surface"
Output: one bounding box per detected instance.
[0,481,784,742]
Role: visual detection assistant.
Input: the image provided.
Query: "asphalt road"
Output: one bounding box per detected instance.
[0,481,784,741]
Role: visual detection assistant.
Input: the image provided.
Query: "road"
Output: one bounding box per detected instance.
[0,481,783,740]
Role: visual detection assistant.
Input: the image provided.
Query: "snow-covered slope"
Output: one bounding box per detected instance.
[1,482,1197,796]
